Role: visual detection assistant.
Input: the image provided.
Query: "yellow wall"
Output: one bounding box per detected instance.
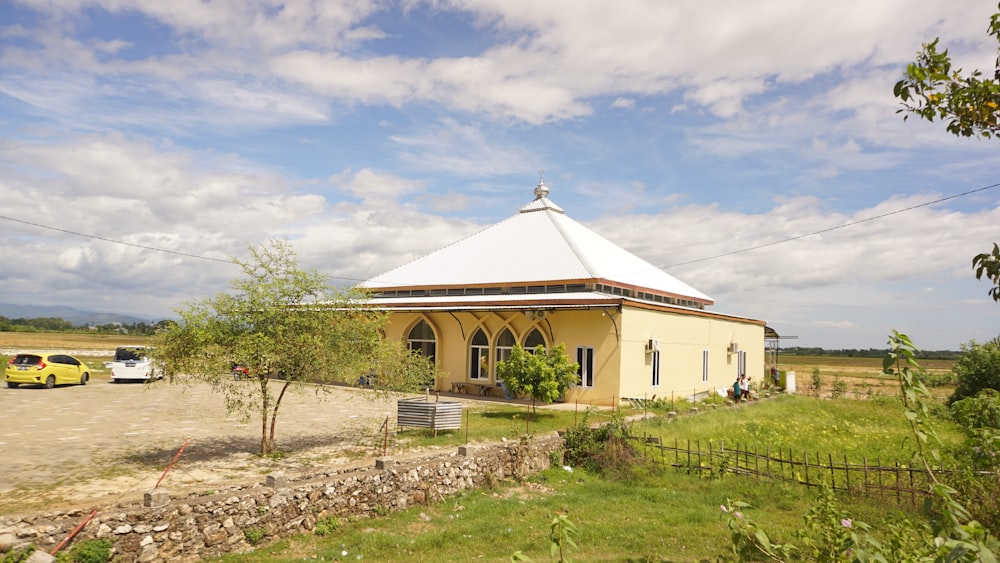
[382,305,764,407]
[619,306,765,400]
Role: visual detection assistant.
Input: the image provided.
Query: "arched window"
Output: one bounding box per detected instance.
[406,320,436,361]
[469,329,489,380]
[524,328,545,352]
[494,329,515,380]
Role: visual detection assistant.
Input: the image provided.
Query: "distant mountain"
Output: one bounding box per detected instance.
[0,303,159,327]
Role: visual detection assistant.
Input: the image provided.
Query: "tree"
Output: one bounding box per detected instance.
[974,243,1000,302]
[496,343,579,413]
[896,6,1000,301]
[948,337,1000,405]
[153,239,429,456]
[893,6,1000,138]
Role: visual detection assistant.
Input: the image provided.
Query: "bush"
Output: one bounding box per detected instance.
[562,409,643,480]
[948,337,1000,405]
[314,516,340,537]
[55,539,112,563]
[951,389,1000,431]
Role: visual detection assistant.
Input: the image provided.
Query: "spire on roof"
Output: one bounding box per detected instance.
[521,170,564,214]
[534,169,550,200]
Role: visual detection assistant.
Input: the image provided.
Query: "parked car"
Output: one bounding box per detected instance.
[5,353,91,388]
[109,346,161,383]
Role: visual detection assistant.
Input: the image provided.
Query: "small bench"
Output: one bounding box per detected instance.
[450,382,498,397]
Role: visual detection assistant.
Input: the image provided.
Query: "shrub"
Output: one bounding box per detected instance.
[314,516,340,537]
[55,539,113,563]
[562,409,642,480]
[951,389,1000,431]
[948,337,1000,405]
[244,527,266,545]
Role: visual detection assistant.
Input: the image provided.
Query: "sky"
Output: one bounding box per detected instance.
[1,0,999,350]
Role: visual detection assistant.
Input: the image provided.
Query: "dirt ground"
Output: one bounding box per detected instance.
[0,378,468,517]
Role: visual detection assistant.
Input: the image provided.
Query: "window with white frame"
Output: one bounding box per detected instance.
[469,329,489,380]
[702,349,710,383]
[495,328,515,381]
[651,349,661,387]
[576,346,594,387]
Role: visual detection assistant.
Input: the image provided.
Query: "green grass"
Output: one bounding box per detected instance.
[214,468,916,562]
[212,395,963,562]
[637,394,967,463]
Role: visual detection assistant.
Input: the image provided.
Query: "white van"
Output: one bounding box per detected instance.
[109,346,160,383]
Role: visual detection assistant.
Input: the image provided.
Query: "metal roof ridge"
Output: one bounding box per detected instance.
[545,210,600,278]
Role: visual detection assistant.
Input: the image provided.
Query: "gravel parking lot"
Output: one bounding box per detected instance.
[0,378,416,515]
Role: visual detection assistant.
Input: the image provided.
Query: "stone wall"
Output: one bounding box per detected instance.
[0,434,563,562]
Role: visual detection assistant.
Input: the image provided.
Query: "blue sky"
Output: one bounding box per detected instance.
[1,0,998,349]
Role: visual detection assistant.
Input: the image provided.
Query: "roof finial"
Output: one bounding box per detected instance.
[534,169,550,200]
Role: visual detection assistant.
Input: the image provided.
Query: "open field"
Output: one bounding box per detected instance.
[776,354,956,399]
[0,331,150,350]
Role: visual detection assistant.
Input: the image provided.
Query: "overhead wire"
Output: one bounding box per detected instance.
[662,181,1000,269]
[1,181,998,283]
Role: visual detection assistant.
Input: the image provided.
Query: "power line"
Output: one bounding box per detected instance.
[2,180,998,280]
[0,213,371,284]
[0,213,236,264]
[662,181,1000,269]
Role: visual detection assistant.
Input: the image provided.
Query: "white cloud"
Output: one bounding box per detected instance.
[611,97,634,109]
[5,0,988,126]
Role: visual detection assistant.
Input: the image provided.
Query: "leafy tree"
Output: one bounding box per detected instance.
[951,388,1000,431]
[948,337,1000,405]
[153,239,427,456]
[894,5,1000,138]
[496,343,578,413]
[974,243,1000,303]
[896,6,1000,302]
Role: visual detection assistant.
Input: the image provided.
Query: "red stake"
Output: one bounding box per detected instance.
[50,510,96,555]
[155,438,191,489]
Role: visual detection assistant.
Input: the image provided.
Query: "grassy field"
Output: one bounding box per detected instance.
[216,395,966,562]
[777,354,956,400]
[777,353,955,379]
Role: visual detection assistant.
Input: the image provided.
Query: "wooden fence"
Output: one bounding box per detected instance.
[632,435,992,506]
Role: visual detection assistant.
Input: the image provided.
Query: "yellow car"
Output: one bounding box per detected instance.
[5,353,91,389]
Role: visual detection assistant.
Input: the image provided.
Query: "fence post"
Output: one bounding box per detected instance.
[766,446,771,477]
[829,453,835,491]
[863,456,868,495]
[383,416,389,456]
[909,466,915,506]
[844,454,850,493]
[896,461,900,504]
[804,451,809,486]
[686,439,691,474]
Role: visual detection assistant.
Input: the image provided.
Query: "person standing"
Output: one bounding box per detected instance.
[732,378,742,403]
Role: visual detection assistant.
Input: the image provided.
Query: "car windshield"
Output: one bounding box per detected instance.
[12,354,42,365]
[114,347,145,361]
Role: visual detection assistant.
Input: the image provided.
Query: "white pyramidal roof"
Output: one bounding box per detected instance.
[363,180,713,305]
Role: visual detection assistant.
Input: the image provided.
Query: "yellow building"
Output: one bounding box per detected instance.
[363,180,765,406]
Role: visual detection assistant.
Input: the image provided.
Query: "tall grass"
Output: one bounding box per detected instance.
[636,394,968,464]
